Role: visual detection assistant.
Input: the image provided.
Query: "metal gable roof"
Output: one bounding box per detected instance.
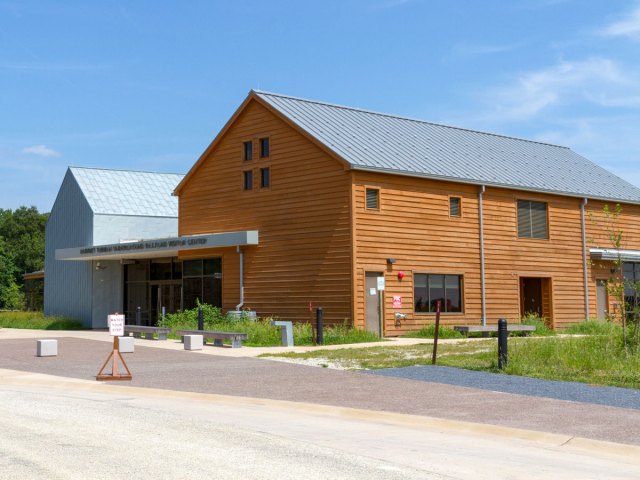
[255,90,640,204]
[69,167,184,217]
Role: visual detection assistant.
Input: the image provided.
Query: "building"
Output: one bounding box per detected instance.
[46,91,640,333]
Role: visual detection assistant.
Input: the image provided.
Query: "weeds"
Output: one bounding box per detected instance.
[0,311,84,330]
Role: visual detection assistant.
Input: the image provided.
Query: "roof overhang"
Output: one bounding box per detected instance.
[590,248,640,263]
[56,231,259,261]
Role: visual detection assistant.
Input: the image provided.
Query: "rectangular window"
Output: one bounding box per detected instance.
[366,188,379,210]
[243,141,253,161]
[414,274,463,313]
[450,197,461,217]
[182,258,222,310]
[623,263,640,313]
[243,170,253,190]
[517,200,548,239]
[260,167,270,188]
[260,137,270,158]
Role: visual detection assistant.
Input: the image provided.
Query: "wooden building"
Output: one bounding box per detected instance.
[173,91,640,334]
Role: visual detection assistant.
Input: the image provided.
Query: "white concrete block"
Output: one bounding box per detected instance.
[184,334,203,351]
[118,336,135,353]
[37,339,58,357]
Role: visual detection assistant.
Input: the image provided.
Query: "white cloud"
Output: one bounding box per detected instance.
[483,57,639,121]
[601,5,640,40]
[22,145,61,157]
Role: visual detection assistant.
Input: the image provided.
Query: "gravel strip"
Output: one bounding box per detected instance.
[364,365,640,410]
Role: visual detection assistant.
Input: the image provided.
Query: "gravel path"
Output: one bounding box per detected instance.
[365,365,640,410]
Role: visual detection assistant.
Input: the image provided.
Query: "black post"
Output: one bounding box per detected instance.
[136,306,141,326]
[316,307,324,345]
[498,318,508,369]
[198,307,204,331]
[431,300,442,365]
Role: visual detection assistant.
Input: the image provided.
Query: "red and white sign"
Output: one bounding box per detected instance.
[108,314,125,337]
[392,296,402,308]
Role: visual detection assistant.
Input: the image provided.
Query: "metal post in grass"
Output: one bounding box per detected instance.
[198,307,204,331]
[498,318,508,369]
[431,300,442,365]
[316,307,324,345]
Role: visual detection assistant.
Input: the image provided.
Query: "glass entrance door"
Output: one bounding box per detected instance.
[150,282,182,325]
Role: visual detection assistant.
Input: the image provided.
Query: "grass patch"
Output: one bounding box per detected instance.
[0,311,84,330]
[564,320,619,336]
[158,305,381,347]
[263,333,640,389]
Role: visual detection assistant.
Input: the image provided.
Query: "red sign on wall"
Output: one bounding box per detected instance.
[392,296,402,308]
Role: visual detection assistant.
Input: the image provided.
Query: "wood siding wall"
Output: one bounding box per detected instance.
[352,171,640,333]
[178,99,353,324]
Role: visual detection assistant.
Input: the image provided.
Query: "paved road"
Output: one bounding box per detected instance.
[366,365,640,410]
[1,374,639,480]
[2,337,640,446]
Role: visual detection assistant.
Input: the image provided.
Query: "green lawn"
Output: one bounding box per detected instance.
[261,333,640,389]
[0,311,84,330]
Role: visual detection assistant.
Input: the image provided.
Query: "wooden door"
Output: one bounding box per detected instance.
[365,272,383,336]
[596,280,608,320]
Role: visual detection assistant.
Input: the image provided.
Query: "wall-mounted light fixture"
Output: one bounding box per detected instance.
[95,262,107,271]
[386,258,396,265]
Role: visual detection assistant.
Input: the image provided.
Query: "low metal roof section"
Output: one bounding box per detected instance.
[254,91,640,205]
[590,248,640,263]
[70,167,185,217]
[23,271,45,280]
[56,231,259,261]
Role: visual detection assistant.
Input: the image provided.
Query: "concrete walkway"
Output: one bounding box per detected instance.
[1,336,640,447]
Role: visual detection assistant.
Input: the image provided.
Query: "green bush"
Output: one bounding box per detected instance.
[158,305,381,347]
[519,314,555,336]
[405,324,463,339]
[565,320,620,336]
[0,311,84,330]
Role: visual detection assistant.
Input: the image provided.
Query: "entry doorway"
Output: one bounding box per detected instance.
[596,279,608,320]
[520,277,552,324]
[150,282,182,326]
[365,272,384,336]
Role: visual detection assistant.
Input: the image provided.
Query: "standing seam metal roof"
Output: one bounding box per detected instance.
[70,167,184,217]
[254,90,640,204]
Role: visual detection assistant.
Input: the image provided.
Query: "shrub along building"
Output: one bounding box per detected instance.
[46,91,640,333]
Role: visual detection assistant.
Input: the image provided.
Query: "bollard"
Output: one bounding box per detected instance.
[498,318,508,369]
[316,307,324,345]
[431,300,442,365]
[136,306,141,326]
[198,307,204,331]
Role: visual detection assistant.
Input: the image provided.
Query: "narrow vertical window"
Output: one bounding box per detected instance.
[260,167,270,188]
[243,170,253,190]
[450,197,461,217]
[365,188,379,210]
[260,137,270,158]
[243,141,253,161]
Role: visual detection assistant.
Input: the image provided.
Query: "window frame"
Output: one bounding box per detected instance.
[516,198,549,240]
[259,137,270,158]
[243,140,253,161]
[449,195,462,218]
[243,170,253,191]
[413,272,464,314]
[260,167,270,189]
[365,187,381,211]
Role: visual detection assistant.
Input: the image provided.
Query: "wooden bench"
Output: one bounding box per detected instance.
[175,329,248,348]
[454,325,536,337]
[124,325,171,340]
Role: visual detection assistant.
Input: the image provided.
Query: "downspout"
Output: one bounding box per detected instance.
[479,185,487,326]
[236,246,244,311]
[581,198,590,320]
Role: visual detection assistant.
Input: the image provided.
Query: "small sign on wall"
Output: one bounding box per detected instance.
[392,296,402,308]
[108,314,125,337]
[377,276,385,291]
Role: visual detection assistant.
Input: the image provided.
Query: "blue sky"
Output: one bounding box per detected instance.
[2,0,640,211]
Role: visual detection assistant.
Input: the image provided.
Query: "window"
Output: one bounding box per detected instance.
[243,141,253,161]
[260,137,270,158]
[414,274,462,313]
[260,167,270,188]
[182,258,222,309]
[450,197,461,217]
[366,188,379,210]
[517,200,548,239]
[243,170,253,190]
